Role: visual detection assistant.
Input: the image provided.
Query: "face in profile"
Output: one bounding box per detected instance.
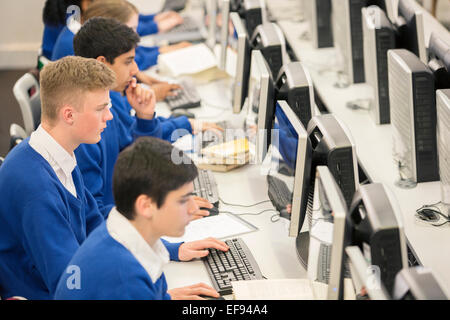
[152,182,198,238]
[72,89,114,144]
[106,49,139,92]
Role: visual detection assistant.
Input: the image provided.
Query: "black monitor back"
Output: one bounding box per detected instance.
[275,62,315,129]
[347,183,407,295]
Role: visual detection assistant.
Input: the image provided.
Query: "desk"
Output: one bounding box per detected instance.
[277,18,450,297]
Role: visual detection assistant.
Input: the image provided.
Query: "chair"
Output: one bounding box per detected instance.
[9,123,27,151]
[12,72,41,136]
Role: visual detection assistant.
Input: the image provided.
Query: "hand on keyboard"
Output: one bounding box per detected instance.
[190,196,214,221]
[178,237,229,261]
[189,119,224,135]
[125,78,156,120]
[152,82,180,101]
[155,11,184,33]
[167,283,220,300]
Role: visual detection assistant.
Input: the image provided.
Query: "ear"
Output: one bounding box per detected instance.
[60,104,75,125]
[96,56,108,64]
[135,194,156,219]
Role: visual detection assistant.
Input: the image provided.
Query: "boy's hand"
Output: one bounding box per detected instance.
[125,78,156,120]
[178,237,229,261]
[153,82,180,101]
[167,283,220,300]
[188,120,224,135]
[159,41,192,54]
[189,196,214,221]
[156,11,183,33]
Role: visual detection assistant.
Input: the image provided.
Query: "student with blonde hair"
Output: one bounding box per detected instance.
[0,56,115,300]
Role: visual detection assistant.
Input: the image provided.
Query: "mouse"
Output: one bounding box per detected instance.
[171,109,196,119]
[201,205,219,217]
[417,208,439,221]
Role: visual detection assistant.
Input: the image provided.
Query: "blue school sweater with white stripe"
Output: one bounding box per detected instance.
[51,25,160,71]
[0,140,104,300]
[54,222,173,300]
[74,91,192,220]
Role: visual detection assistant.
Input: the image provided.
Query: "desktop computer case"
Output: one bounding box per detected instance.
[388,49,439,183]
[332,0,366,84]
[304,0,333,48]
[436,90,450,208]
[363,6,396,125]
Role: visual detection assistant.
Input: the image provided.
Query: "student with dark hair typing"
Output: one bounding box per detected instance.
[55,137,228,300]
[73,17,221,219]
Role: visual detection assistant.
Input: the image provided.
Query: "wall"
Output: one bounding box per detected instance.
[0,0,46,69]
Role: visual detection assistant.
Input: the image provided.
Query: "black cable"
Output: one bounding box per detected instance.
[219,197,272,208]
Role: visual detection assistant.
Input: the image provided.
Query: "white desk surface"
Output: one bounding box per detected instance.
[278,19,450,296]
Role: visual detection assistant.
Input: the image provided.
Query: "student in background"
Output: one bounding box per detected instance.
[55,137,228,300]
[73,17,221,219]
[51,0,190,72]
[0,56,115,299]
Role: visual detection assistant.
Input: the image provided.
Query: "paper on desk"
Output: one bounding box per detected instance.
[162,213,257,243]
[158,43,218,77]
[231,279,328,300]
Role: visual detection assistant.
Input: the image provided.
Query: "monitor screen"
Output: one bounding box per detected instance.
[306,165,348,300]
[268,101,312,237]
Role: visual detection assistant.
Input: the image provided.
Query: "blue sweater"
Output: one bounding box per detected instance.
[0,140,104,300]
[54,222,173,300]
[42,23,65,59]
[138,13,159,36]
[51,25,160,70]
[75,91,192,219]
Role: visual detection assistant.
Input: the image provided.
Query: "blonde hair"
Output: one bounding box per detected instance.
[40,56,116,123]
[82,0,138,24]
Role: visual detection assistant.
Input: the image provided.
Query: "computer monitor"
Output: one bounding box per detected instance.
[396,0,427,64]
[275,61,315,129]
[306,165,348,300]
[296,114,359,269]
[347,183,408,295]
[224,12,252,113]
[268,100,313,237]
[331,0,367,84]
[393,267,449,300]
[205,0,218,50]
[219,0,231,70]
[436,89,450,218]
[241,0,265,41]
[345,246,390,300]
[303,0,333,48]
[250,22,287,80]
[247,50,275,164]
[384,0,399,23]
[428,32,450,90]
[362,5,397,124]
[387,49,439,187]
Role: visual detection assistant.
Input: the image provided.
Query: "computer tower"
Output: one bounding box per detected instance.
[306,114,359,209]
[251,23,286,80]
[332,0,367,84]
[304,0,333,48]
[275,62,315,129]
[393,267,448,300]
[242,0,265,40]
[436,89,450,217]
[388,49,439,185]
[348,183,408,295]
[362,6,397,124]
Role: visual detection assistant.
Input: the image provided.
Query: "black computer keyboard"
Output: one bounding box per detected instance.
[193,169,219,214]
[162,0,187,12]
[203,238,264,295]
[165,79,201,110]
[267,175,293,212]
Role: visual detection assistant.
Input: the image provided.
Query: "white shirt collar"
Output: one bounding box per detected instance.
[29,125,77,179]
[106,207,170,283]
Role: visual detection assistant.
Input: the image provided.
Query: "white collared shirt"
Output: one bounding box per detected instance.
[29,125,78,198]
[106,207,170,283]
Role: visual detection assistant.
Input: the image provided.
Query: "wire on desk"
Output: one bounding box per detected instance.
[220,209,280,223]
[219,197,272,208]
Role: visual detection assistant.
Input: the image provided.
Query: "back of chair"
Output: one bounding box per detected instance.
[9,123,27,151]
[12,73,41,135]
